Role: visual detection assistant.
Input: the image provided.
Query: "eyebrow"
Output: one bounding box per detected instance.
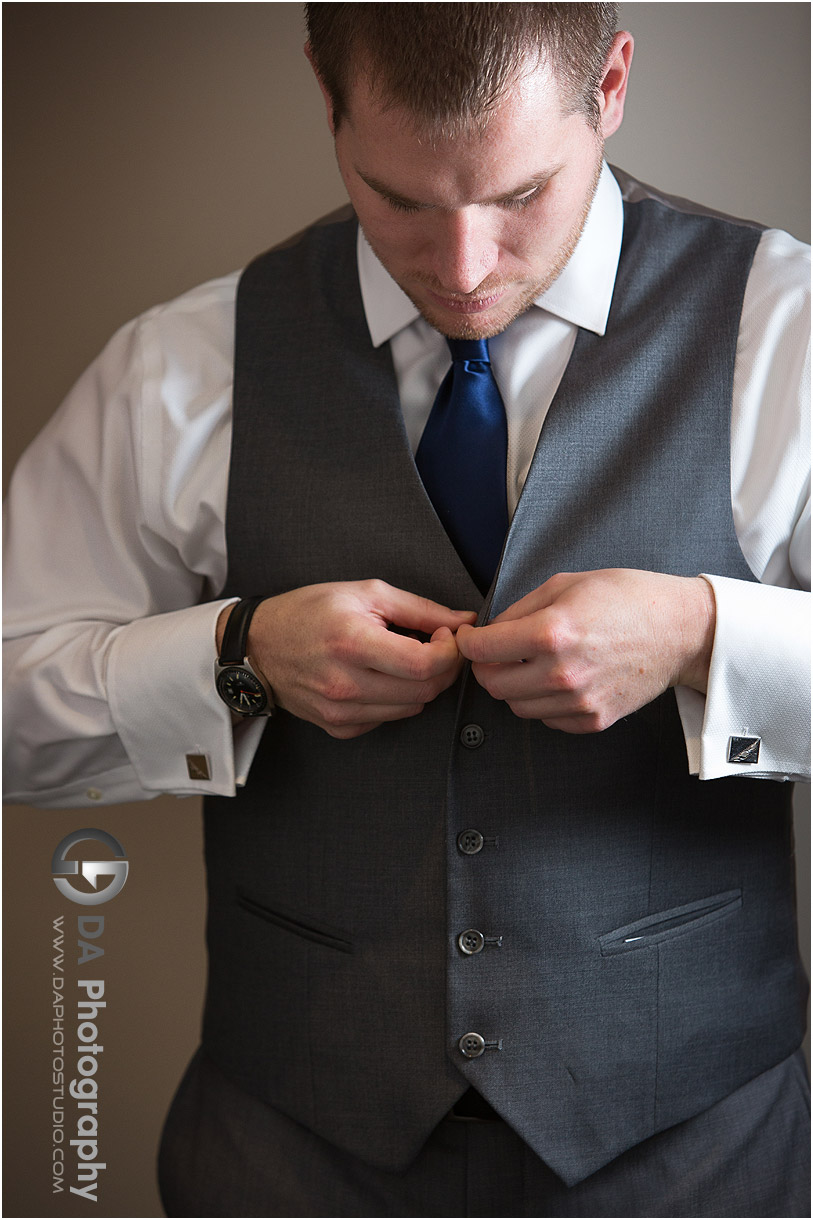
[355,166,563,210]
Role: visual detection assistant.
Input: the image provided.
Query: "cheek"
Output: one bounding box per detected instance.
[361,211,425,265]
[496,212,559,268]
[517,181,592,259]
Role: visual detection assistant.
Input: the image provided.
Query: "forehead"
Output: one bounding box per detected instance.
[346,53,567,140]
[342,60,579,201]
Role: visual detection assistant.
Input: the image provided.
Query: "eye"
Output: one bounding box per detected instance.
[385,197,421,215]
[500,187,541,212]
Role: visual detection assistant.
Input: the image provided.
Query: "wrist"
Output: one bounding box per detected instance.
[675,576,716,693]
[216,602,236,654]
[215,597,274,717]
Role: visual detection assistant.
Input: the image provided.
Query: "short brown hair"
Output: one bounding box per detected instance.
[305,3,619,134]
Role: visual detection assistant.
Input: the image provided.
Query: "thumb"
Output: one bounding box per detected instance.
[429,624,466,670]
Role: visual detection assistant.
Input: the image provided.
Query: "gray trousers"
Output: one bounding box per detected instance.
[158,1049,810,1218]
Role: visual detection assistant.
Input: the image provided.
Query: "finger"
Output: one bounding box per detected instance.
[357,618,465,682]
[318,701,426,732]
[506,697,613,734]
[540,716,603,735]
[366,580,476,634]
[470,658,552,701]
[457,618,546,664]
[541,711,613,734]
[326,665,460,706]
[323,721,381,740]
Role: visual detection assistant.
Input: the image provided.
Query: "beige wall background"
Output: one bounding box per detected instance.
[3,4,809,1216]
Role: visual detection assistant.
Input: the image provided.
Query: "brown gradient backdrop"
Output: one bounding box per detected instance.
[3,4,809,1216]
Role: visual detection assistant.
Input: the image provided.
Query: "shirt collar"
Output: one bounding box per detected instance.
[358,160,623,347]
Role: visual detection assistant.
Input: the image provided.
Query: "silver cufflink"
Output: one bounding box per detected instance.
[727,736,761,765]
[186,753,211,780]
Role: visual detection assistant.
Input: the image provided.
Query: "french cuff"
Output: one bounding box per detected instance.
[106,599,267,796]
[676,575,810,781]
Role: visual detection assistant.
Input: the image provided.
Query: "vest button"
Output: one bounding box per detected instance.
[458,929,485,955]
[460,723,485,749]
[459,1032,486,1058]
[457,829,484,855]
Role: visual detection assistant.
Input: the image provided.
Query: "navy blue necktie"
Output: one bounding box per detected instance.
[416,337,509,593]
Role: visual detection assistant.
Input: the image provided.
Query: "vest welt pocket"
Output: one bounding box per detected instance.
[236,890,354,954]
[599,889,742,956]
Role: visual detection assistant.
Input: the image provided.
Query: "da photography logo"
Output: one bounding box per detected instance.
[50,829,127,1201]
[51,829,129,906]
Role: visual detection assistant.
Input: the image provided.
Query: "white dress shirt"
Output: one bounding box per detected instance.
[3,165,810,807]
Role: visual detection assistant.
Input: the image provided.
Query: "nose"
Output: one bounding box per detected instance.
[431,208,499,295]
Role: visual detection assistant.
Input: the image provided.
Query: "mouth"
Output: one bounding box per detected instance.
[424,287,507,315]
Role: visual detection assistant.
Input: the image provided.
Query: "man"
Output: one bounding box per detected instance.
[3,4,809,1216]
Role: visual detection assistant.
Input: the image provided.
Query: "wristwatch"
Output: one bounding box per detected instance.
[214,597,274,716]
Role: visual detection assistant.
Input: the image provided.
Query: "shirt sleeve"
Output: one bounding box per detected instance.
[2,275,266,807]
[674,228,811,781]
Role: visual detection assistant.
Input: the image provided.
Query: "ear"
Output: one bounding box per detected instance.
[597,31,634,139]
[304,41,337,136]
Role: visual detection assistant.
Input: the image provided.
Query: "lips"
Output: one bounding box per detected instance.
[426,288,506,314]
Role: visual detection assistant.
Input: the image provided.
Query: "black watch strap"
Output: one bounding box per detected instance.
[220,597,266,664]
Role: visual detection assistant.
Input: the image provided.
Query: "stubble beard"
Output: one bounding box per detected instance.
[375,153,603,341]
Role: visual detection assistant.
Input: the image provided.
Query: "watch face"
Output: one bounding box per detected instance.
[216,666,268,715]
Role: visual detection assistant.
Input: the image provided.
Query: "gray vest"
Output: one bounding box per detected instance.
[204,171,806,1185]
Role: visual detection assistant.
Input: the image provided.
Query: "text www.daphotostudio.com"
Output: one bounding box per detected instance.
[50,830,129,1202]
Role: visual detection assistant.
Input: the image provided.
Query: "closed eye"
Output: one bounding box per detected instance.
[388,187,542,215]
[385,196,423,214]
[358,166,560,214]
[499,186,542,212]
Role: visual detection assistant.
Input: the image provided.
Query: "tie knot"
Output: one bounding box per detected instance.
[447,337,491,364]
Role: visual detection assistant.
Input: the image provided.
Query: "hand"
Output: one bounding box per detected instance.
[456,569,716,733]
[217,580,476,738]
